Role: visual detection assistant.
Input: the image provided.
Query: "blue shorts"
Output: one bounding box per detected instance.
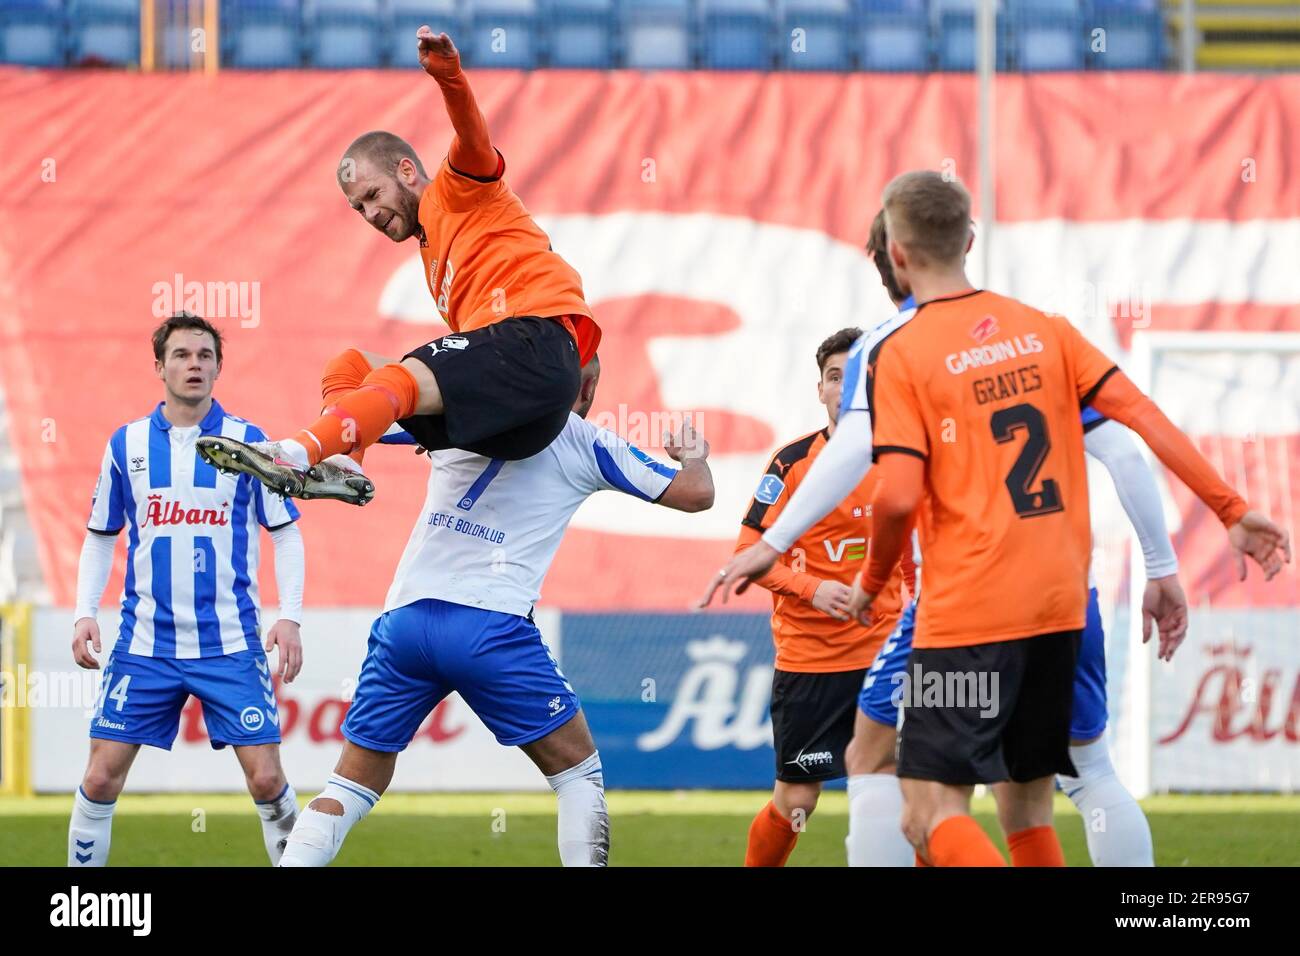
[1070,587,1108,740]
[342,598,580,752]
[858,589,1108,738]
[89,649,281,751]
[858,601,916,728]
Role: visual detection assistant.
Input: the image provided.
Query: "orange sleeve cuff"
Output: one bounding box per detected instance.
[734,523,821,603]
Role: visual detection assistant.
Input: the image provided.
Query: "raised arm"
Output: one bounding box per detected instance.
[416,29,499,179]
[1089,371,1291,580]
[657,421,714,513]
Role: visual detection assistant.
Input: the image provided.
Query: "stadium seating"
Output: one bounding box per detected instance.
[700,0,773,70]
[0,0,1187,72]
[387,0,466,69]
[72,0,138,66]
[225,0,303,68]
[464,0,543,69]
[780,0,855,71]
[1006,1,1086,70]
[550,0,618,68]
[1091,0,1167,69]
[308,0,383,68]
[859,0,931,70]
[622,0,694,69]
[0,0,64,67]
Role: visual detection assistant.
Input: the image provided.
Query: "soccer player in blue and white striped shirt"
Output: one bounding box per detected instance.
[68,313,306,866]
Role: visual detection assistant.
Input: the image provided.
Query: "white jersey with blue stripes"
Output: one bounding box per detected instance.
[385,412,678,618]
[87,400,300,659]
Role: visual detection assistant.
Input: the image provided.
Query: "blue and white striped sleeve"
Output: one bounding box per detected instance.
[87,435,126,534]
[246,424,301,529]
[838,332,871,418]
[589,427,678,502]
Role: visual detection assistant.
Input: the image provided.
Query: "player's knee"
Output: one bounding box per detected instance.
[245,767,287,803]
[775,783,821,821]
[900,807,931,850]
[81,766,126,803]
[307,797,346,816]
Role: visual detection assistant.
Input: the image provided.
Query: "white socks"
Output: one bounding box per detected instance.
[278,773,378,867]
[68,786,116,867]
[254,783,300,866]
[1058,738,1154,867]
[276,438,311,469]
[546,752,609,867]
[846,774,913,867]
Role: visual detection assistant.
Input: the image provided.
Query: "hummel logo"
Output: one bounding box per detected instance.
[548,696,566,716]
[130,456,146,473]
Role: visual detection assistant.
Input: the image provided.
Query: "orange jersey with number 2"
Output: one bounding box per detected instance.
[868,290,1118,649]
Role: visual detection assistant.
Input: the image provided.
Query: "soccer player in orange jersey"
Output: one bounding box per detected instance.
[199,29,601,504]
[731,328,913,867]
[849,171,1289,867]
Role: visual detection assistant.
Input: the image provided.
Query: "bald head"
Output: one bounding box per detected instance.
[338,131,428,185]
[338,131,430,243]
[881,170,972,270]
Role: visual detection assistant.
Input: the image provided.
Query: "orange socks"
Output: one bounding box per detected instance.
[320,348,373,406]
[927,815,1007,867]
[295,362,420,466]
[744,800,800,867]
[1007,825,1065,867]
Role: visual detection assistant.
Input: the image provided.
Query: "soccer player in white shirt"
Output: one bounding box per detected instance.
[69,313,307,866]
[278,353,714,867]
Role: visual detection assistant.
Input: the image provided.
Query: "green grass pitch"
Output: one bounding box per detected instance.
[3,792,1298,866]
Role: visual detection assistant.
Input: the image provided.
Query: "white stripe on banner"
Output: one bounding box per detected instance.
[376,212,1300,542]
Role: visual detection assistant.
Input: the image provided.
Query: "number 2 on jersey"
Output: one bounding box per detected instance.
[989,403,1063,518]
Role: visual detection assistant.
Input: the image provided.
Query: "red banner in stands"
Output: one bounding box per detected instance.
[0,68,1296,610]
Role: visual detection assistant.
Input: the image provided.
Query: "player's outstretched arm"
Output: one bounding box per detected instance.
[729,524,852,620]
[1091,371,1291,581]
[415,28,498,179]
[72,530,117,669]
[658,420,713,513]
[700,409,874,607]
[1085,419,1188,658]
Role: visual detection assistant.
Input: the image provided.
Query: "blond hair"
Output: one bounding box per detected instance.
[881,170,972,267]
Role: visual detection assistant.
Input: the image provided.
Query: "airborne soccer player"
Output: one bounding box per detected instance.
[728,327,912,867]
[198,29,600,504]
[276,354,713,867]
[69,313,306,867]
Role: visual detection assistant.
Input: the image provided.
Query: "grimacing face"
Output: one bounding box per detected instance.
[340,155,423,243]
[818,351,848,425]
[156,329,219,405]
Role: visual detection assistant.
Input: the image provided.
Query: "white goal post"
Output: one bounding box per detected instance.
[1113,331,1300,797]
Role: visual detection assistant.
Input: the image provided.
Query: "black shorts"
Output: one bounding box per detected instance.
[771,668,868,783]
[896,630,1081,786]
[399,315,581,460]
